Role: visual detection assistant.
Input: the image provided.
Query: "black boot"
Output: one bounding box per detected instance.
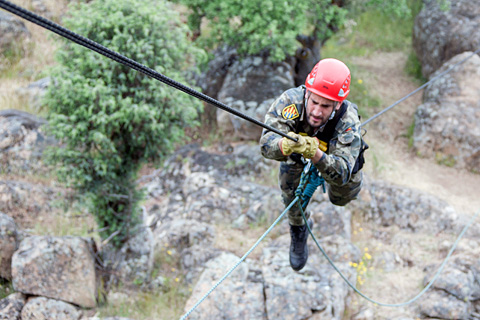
[289,218,313,271]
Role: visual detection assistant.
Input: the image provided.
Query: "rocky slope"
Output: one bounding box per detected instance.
[1,0,480,319]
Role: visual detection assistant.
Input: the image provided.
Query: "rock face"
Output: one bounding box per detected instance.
[196,46,238,102]
[197,47,295,141]
[1,136,478,319]
[102,225,154,287]
[153,144,359,320]
[0,212,18,280]
[0,180,57,228]
[145,144,284,226]
[413,52,480,172]
[0,109,52,174]
[145,144,479,320]
[182,235,358,320]
[0,292,26,320]
[183,252,266,320]
[15,77,51,112]
[154,219,219,283]
[413,0,480,77]
[21,297,82,320]
[11,236,97,308]
[420,255,480,319]
[351,176,462,233]
[216,56,294,140]
[261,235,357,320]
[0,11,30,57]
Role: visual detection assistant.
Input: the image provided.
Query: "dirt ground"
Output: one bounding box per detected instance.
[346,51,480,319]
[356,51,480,215]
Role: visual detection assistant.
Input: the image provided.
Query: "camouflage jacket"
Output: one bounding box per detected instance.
[260,86,362,186]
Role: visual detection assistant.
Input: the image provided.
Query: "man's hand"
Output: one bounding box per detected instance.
[280,132,319,159]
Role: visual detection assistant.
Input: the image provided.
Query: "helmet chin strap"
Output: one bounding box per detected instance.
[328,101,339,120]
[329,110,336,120]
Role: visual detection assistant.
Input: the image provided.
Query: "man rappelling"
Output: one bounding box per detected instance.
[260,58,367,271]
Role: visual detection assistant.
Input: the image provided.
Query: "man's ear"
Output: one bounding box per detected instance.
[334,101,341,111]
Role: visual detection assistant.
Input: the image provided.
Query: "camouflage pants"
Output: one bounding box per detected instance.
[279,160,363,226]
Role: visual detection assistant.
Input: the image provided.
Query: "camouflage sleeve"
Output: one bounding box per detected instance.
[259,88,303,161]
[314,103,362,186]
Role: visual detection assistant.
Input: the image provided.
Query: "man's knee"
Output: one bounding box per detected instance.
[329,195,354,206]
[328,172,363,206]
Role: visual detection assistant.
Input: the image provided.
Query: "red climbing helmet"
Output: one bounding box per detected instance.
[305,58,351,102]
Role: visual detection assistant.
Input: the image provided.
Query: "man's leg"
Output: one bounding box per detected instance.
[279,161,309,225]
[328,170,363,206]
[279,160,313,271]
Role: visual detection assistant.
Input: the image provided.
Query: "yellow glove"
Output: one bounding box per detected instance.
[281,132,319,159]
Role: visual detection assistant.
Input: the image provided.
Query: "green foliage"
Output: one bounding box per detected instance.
[435,152,456,167]
[322,0,424,115]
[44,0,205,246]
[347,0,425,18]
[407,117,416,148]
[363,0,412,17]
[405,49,426,82]
[323,8,415,57]
[175,0,347,62]
[0,279,14,300]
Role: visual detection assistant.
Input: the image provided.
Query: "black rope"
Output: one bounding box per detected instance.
[0,0,297,141]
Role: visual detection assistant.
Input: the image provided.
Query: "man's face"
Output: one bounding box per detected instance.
[305,92,339,128]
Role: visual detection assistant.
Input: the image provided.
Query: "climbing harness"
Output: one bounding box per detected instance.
[295,161,326,210]
[2,1,480,318]
[0,0,297,142]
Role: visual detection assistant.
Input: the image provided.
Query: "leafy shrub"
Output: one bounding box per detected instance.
[176,0,347,62]
[44,0,205,246]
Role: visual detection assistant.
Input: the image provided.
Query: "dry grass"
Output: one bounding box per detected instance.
[0,0,65,114]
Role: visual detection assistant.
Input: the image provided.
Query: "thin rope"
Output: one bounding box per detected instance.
[361,48,480,127]
[0,0,297,142]
[179,197,299,320]
[298,190,480,307]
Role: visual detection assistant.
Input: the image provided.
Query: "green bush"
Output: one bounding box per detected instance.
[176,0,347,62]
[44,0,205,246]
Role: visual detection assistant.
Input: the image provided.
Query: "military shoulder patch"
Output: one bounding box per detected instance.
[281,104,299,120]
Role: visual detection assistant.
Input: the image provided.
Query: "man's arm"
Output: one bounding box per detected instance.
[260,89,303,161]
